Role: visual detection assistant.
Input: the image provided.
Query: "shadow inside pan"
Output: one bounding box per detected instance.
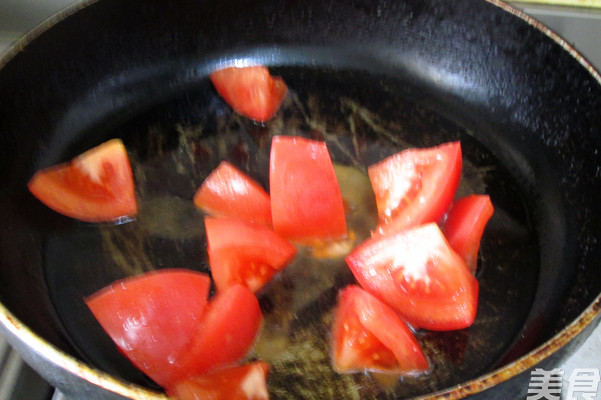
[40,63,543,398]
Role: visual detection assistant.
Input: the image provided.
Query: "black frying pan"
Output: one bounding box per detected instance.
[1,0,600,398]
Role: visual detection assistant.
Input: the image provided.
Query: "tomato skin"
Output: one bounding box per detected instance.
[174,284,263,381]
[346,223,478,331]
[205,216,297,293]
[442,194,494,273]
[28,138,137,222]
[210,65,288,122]
[194,161,272,226]
[166,362,270,400]
[85,269,211,387]
[269,135,347,243]
[368,141,462,236]
[332,285,429,374]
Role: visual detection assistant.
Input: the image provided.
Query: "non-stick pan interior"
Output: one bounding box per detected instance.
[38,64,540,397]
[1,0,601,398]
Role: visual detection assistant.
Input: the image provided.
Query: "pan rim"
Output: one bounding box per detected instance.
[2,284,600,398]
[1,0,600,398]
[0,301,167,399]
[490,0,601,85]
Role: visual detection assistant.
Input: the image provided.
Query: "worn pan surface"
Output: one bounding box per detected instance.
[1,0,601,399]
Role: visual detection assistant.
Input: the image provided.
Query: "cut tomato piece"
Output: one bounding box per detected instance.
[85,269,211,387]
[368,141,462,236]
[269,135,347,243]
[346,223,478,331]
[442,194,494,273]
[173,284,263,381]
[166,362,270,400]
[205,216,297,293]
[210,65,288,122]
[28,138,137,222]
[332,285,429,374]
[194,161,272,226]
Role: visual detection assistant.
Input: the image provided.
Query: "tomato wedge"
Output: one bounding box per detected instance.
[332,285,429,374]
[346,223,478,331]
[442,194,494,273]
[194,161,272,226]
[166,362,270,400]
[269,135,347,243]
[173,284,263,381]
[85,269,211,387]
[210,65,288,122]
[28,138,137,222]
[368,141,462,236]
[205,216,297,293]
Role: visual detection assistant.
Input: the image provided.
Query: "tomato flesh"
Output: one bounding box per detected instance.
[86,274,262,388]
[368,141,461,236]
[205,216,297,293]
[346,223,478,331]
[85,270,211,387]
[269,135,347,243]
[174,284,263,381]
[194,161,272,226]
[28,138,137,222]
[332,285,429,374]
[442,194,494,273]
[210,65,288,122]
[166,362,270,400]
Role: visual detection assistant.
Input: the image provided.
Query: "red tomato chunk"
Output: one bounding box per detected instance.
[85,269,211,387]
[86,272,262,388]
[194,161,272,226]
[28,138,137,222]
[442,194,494,273]
[173,284,263,382]
[210,65,288,122]
[368,141,462,236]
[346,223,479,331]
[205,216,297,293]
[269,135,347,243]
[166,362,270,400]
[332,285,429,374]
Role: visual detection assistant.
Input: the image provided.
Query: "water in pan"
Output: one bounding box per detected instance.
[42,67,538,399]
